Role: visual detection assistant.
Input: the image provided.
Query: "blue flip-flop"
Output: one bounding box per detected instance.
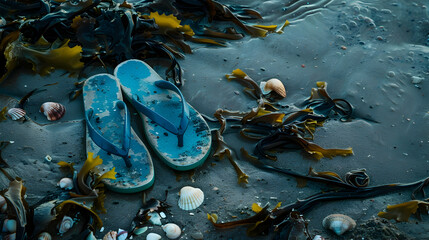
[114,59,212,171]
[83,73,154,193]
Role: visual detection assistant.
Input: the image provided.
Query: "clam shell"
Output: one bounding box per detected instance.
[261,78,286,98]
[4,233,16,240]
[7,108,26,121]
[58,178,73,190]
[162,223,181,239]
[2,219,17,233]
[146,233,162,240]
[103,231,117,240]
[40,102,66,121]
[322,214,356,236]
[38,232,52,240]
[58,216,74,234]
[178,186,204,211]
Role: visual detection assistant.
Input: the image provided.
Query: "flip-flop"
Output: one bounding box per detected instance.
[83,73,154,193]
[114,59,212,171]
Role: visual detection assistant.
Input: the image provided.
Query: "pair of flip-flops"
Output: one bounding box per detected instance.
[83,60,212,193]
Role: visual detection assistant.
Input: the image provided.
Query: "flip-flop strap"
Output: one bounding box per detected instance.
[85,101,132,168]
[132,80,190,147]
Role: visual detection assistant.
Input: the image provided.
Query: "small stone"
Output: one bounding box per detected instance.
[213,187,219,191]
[376,36,383,41]
[234,90,240,95]
[341,45,347,50]
[301,64,305,68]
[387,71,395,77]
[260,67,266,71]
[160,212,166,218]
[411,76,424,84]
[45,155,52,162]
[190,213,195,216]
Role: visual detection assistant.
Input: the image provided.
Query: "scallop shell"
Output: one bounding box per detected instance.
[2,219,17,233]
[40,102,66,121]
[146,233,162,240]
[162,223,181,239]
[58,178,73,190]
[7,108,26,121]
[178,186,204,211]
[58,216,74,234]
[38,232,52,240]
[260,78,286,98]
[103,231,117,240]
[4,233,16,240]
[322,214,356,236]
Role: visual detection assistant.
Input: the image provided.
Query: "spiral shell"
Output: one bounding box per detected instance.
[7,108,26,121]
[260,78,286,98]
[38,232,52,240]
[178,186,204,211]
[40,102,66,121]
[162,223,181,239]
[58,216,74,234]
[322,214,356,236]
[103,231,117,240]
[345,169,369,187]
[146,233,162,240]
[58,178,74,190]
[2,219,16,233]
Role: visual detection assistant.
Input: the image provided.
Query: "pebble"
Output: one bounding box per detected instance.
[301,64,305,68]
[411,76,424,84]
[341,45,347,50]
[233,91,240,95]
[213,187,219,191]
[387,71,395,78]
[45,155,52,162]
[376,36,384,41]
[336,35,346,42]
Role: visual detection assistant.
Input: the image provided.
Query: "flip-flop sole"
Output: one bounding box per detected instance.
[83,74,154,193]
[115,60,212,171]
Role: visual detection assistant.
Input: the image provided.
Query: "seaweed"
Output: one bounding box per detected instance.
[0,106,7,121]
[378,200,429,222]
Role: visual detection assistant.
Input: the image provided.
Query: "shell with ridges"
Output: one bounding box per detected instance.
[40,102,66,121]
[58,178,73,190]
[2,219,17,233]
[178,186,204,211]
[103,231,117,240]
[260,78,286,98]
[146,233,162,240]
[38,232,52,240]
[162,223,181,239]
[7,108,26,121]
[322,214,356,236]
[58,216,74,234]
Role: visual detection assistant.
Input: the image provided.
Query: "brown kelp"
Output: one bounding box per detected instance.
[0,0,289,86]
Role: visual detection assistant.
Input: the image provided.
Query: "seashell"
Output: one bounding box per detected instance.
[38,232,52,240]
[345,168,369,187]
[178,186,204,211]
[58,216,74,234]
[86,231,96,240]
[146,233,162,240]
[260,78,286,98]
[7,108,26,121]
[313,235,325,240]
[162,223,181,239]
[117,229,127,240]
[4,233,16,240]
[40,102,66,121]
[103,231,117,240]
[2,219,17,233]
[57,178,73,190]
[322,214,356,236]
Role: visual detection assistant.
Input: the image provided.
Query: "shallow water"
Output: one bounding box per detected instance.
[0,0,428,239]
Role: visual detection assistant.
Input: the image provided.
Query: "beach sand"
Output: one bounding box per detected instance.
[0,0,428,239]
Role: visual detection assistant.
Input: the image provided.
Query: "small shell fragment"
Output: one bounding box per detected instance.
[40,102,66,121]
[7,108,26,121]
[45,155,52,162]
[38,232,52,240]
[58,216,74,234]
[260,78,286,98]
[178,186,204,211]
[103,231,117,240]
[162,223,181,239]
[146,233,162,240]
[58,178,74,190]
[322,214,356,236]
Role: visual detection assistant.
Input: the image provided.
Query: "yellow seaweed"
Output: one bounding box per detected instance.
[77,152,103,195]
[207,213,218,223]
[276,20,290,33]
[378,200,429,222]
[253,25,278,32]
[252,203,263,213]
[57,161,75,172]
[149,12,195,36]
[94,167,117,187]
[0,107,7,121]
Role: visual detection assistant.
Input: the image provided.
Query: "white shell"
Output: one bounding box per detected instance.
[178,186,204,211]
[2,219,16,233]
[38,232,52,240]
[260,78,286,98]
[86,231,96,240]
[322,214,356,236]
[103,231,117,240]
[40,102,66,121]
[117,229,128,240]
[7,108,26,121]
[313,235,325,240]
[58,216,74,234]
[162,223,181,239]
[4,233,16,240]
[146,233,162,240]
[58,178,73,190]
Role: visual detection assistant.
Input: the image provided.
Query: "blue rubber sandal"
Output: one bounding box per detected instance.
[83,73,154,193]
[114,59,212,171]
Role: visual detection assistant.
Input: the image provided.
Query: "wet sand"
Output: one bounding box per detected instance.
[0,0,428,239]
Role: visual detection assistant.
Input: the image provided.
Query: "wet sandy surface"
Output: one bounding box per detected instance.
[0,0,428,239]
